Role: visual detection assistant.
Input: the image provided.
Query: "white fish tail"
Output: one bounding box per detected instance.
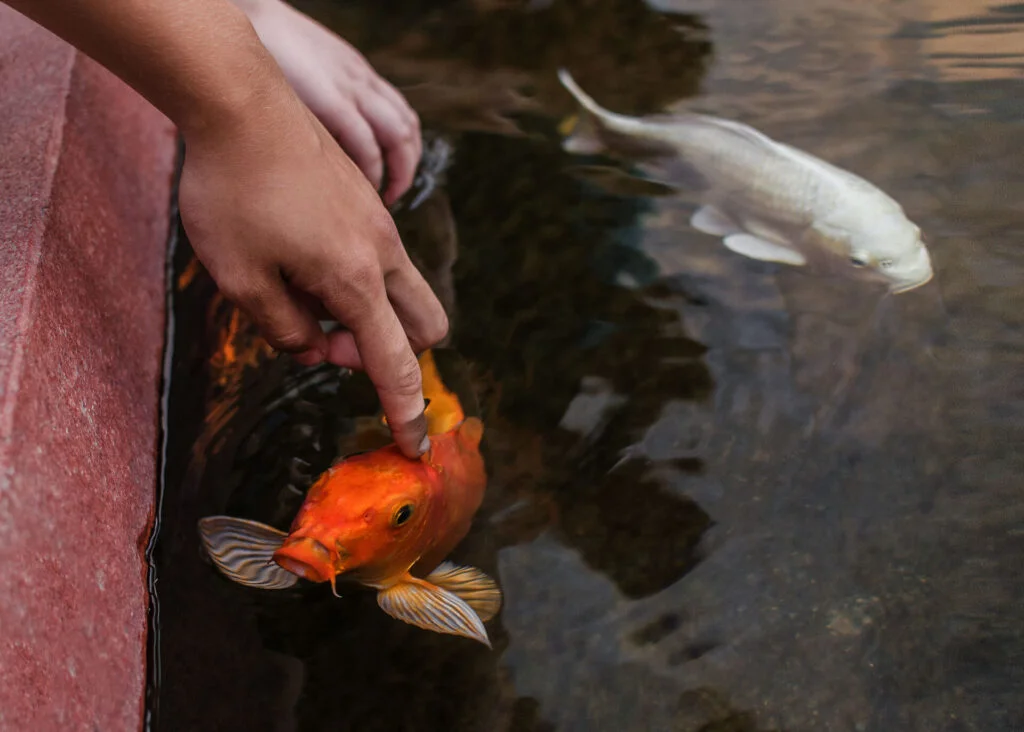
[557,68,668,156]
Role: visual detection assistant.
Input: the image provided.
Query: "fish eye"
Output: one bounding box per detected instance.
[849,256,869,268]
[392,504,415,527]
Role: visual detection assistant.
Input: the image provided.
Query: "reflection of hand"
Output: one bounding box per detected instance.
[180,79,447,457]
[233,0,422,204]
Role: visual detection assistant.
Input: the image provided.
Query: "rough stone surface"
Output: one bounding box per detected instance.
[0,7,177,730]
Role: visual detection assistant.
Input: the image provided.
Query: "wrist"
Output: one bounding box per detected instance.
[171,5,292,144]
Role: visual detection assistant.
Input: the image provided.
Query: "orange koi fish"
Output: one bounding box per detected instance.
[198,351,501,646]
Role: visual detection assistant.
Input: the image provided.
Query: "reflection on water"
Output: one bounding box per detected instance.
[149,0,1024,730]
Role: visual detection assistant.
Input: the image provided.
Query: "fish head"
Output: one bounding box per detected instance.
[274,456,438,585]
[847,216,934,294]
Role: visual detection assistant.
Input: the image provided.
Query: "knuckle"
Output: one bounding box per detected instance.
[319,258,384,317]
[398,120,418,144]
[215,274,254,305]
[369,211,404,255]
[384,357,424,399]
[331,98,359,122]
[345,258,384,298]
[267,327,312,353]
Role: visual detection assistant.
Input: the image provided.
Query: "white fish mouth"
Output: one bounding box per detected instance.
[889,269,934,294]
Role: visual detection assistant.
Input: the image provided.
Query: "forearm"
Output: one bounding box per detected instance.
[2,0,286,138]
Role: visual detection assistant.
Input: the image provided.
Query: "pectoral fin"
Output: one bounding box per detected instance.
[690,205,741,237]
[722,233,807,266]
[426,562,503,622]
[377,576,491,647]
[197,516,298,590]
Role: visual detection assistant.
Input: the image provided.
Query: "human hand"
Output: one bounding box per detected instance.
[233,0,422,205]
[2,0,440,457]
[179,71,447,458]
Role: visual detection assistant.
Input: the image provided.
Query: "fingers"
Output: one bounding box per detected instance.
[321,102,384,190]
[322,259,447,457]
[223,275,329,366]
[321,86,421,205]
[376,80,420,136]
[359,96,419,205]
[357,85,422,205]
[324,329,363,370]
[319,271,429,458]
[323,259,448,368]
[384,261,449,350]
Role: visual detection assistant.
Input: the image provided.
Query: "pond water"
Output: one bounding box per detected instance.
[147,0,1024,730]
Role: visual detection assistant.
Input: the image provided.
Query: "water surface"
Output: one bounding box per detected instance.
[149,1,1024,729]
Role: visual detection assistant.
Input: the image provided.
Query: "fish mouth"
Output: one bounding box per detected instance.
[273,537,335,583]
[890,269,934,294]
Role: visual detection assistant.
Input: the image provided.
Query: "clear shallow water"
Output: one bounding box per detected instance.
[148,1,1024,730]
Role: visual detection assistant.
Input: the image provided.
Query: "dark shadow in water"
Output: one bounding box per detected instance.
[676,689,783,732]
[292,0,711,139]
[443,126,714,599]
[146,1,771,730]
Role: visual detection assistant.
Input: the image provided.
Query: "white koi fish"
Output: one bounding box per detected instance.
[557,69,934,294]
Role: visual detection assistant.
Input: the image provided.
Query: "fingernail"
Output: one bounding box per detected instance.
[418,435,431,455]
[293,348,324,367]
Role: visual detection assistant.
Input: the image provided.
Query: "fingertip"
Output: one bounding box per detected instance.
[363,159,384,193]
[382,154,416,205]
[390,411,429,459]
[383,182,404,207]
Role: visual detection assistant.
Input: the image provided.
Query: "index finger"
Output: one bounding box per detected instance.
[324,284,428,458]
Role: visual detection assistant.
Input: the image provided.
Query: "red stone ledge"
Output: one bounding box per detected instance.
[0,7,177,730]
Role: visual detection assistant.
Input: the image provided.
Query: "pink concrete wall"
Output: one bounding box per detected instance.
[0,7,177,730]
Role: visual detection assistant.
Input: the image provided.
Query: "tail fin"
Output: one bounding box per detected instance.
[557,68,609,119]
[557,68,612,155]
[556,69,671,158]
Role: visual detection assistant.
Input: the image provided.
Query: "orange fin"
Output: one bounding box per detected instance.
[377,575,491,647]
[418,350,466,434]
[456,417,484,450]
[426,562,502,622]
[197,516,298,590]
